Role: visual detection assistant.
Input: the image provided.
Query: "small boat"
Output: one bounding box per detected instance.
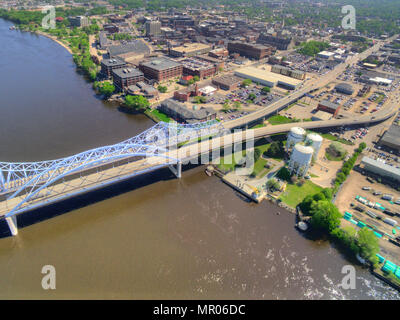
[296,221,308,231]
[9,26,16,30]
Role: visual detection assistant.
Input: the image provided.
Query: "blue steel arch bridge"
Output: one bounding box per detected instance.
[0,120,225,236]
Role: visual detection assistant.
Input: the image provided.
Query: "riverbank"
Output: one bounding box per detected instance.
[32,29,73,54]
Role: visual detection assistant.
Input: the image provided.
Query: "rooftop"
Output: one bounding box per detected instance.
[140,57,182,71]
[101,57,126,67]
[170,43,212,53]
[381,124,400,147]
[108,40,150,57]
[235,66,302,86]
[361,156,400,179]
[112,68,144,79]
[212,74,242,86]
[160,99,216,122]
[319,100,341,110]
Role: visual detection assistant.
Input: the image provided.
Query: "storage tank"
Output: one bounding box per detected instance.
[286,127,306,150]
[305,133,323,159]
[288,143,314,177]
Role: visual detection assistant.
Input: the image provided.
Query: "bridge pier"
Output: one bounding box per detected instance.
[169,161,182,179]
[5,215,18,236]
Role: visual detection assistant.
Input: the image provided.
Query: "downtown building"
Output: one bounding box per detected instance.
[257,34,294,50]
[112,68,144,92]
[139,57,183,82]
[227,42,274,60]
[145,20,161,36]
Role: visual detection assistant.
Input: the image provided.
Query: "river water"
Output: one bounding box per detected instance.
[0,19,398,299]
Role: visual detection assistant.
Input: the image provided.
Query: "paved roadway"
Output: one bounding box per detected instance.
[1,36,399,218]
[224,36,397,129]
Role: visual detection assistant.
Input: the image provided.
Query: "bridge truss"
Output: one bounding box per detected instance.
[0,120,224,226]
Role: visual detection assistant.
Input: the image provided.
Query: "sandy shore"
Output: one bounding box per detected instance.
[35,30,73,55]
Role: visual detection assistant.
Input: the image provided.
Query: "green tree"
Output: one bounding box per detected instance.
[233,101,242,110]
[98,82,115,97]
[267,179,280,191]
[261,86,271,94]
[310,200,342,233]
[124,95,150,110]
[241,79,252,87]
[248,93,256,101]
[193,75,200,82]
[222,101,231,112]
[357,228,379,264]
[157,85,167,93]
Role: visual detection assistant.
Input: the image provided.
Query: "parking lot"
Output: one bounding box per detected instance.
[336,170,400,264]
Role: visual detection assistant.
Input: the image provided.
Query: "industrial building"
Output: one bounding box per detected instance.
[212,75,242,90]
[126,81,159,99]
[234,66,302,90]
[257,34,293,50]
[360,156,400,183]
[311,110,332,121]
[112,68,144,92]
[335,83,354,95]
[227,42,274,60]
[139,57,183,82]
[108,40,151,60]
[169,43,212,58]
[317,51,335,60]
[271,65,306,80]
[100,58,127,79]
[158,99,217,124]
[317,100,341,117]
[380,124,400,152]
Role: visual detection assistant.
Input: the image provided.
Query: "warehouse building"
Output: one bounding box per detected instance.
[360,156,400,182]
[317,100,341,117]
[108,40,151,60]
[311,110,332,121]
[212,75,242,90]
[335,83,354,95]
[158,99,217,123]
[380,124,400,152]
[234,66,302,90]
[317,51,335,60]
[257,34,294,50]
[169,43,212,58]
[271,65,306,80]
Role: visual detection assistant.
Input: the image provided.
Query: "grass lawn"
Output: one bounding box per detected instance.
[279,180,323,208]
[320,133,354,145]
[325,151,346,161]
[145,109,172,122]
[217,150,246,172]
[251,123,267,129]
[267,115,298,125]
[252,157,269,177]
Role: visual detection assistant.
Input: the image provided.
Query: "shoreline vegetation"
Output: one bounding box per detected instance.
[1,9,168,123]
[3,7,399,292]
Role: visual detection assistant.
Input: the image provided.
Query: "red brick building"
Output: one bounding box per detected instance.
[112,68,144,92]
[317,100,341,117]
[139,57,183,82]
